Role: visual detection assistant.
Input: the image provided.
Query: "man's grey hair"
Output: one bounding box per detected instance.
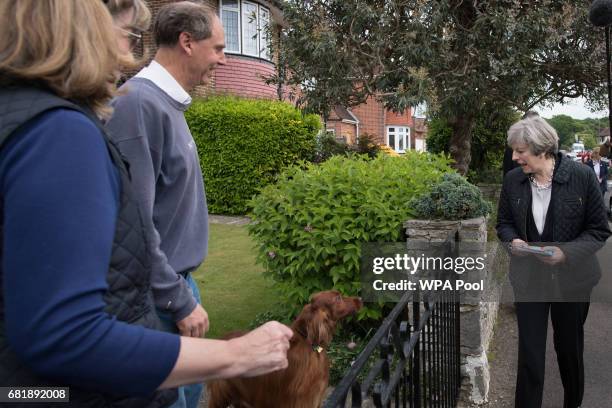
[154,1,216,47]
[507,116,559,157]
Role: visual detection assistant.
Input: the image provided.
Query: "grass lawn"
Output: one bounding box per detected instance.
[192,223,279,339]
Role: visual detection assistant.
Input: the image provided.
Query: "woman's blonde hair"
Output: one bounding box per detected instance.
[0,0,137,117]
[105,0,151,32]
[105,0,152,66]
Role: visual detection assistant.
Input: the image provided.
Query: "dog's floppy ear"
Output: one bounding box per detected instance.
[294,303,335,347]
[305,305,334,346]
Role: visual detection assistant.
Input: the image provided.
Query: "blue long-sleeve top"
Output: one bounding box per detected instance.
[0,109,180,395]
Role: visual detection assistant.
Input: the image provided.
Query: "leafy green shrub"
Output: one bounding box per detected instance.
[313,132,380,163]
[409,173,492,220]
[313,132,350,163]
[248,153,453,318]
[352,133,380,159]
[186,96,321,214]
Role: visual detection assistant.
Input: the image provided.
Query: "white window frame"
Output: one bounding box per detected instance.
[220,0,241,53]
[219,0,272,60]
[386,126,410,153]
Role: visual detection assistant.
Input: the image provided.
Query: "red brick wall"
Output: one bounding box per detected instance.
[325,121,357,144]
[385,108,414,126]
[213,56,277,99]
[351,97,385,144]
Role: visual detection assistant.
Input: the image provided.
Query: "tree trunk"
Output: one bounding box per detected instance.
[448,115,476,175]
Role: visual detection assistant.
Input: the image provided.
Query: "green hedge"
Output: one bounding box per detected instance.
[248,153,454,319]
[186,96,321,214]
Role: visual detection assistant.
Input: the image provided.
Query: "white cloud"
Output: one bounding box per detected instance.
[535,97,607,120]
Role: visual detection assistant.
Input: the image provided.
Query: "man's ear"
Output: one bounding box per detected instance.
[178,32,193,56]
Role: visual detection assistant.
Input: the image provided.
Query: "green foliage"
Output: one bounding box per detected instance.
[547,115,581,147]
[425,118,452,155]
[313,132,351,163]
[547,115,607,150]
[314,132,380,163]
[327,324,376,385]
[248,153,454,318]
[409,173,493,220]
[427,105,518,183]
[581,133,598,150]
[352,133,380,159]
[271,1,607,172]
[186,96,320,214]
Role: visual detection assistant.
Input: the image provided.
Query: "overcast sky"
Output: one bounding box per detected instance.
[535,97,607,120]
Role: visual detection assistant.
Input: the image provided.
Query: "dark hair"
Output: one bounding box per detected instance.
[154,1,215,47]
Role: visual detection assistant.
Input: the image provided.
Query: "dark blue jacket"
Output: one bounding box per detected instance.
[0,87,179,407]
[586,159,609,194]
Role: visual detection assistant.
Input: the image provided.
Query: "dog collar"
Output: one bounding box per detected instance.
[294,328,324,353]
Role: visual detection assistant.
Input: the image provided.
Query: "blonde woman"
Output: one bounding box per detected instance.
[0,2,291,407]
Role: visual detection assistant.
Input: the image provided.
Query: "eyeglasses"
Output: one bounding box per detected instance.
[116,27,143,49]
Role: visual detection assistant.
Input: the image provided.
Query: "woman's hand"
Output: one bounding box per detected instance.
[227,321,293,378]
[510,239,529,256]
[160,321,293,389]
[536,246,566,265]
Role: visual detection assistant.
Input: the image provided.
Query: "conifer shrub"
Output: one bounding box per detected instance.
[409,173,493,220]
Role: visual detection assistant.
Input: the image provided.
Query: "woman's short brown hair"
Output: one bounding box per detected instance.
[0,0,133,117]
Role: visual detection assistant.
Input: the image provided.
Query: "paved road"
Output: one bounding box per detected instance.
[488,232,612,407]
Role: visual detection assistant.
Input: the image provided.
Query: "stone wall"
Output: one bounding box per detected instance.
[404,217,504,407]
[477,184,502,203]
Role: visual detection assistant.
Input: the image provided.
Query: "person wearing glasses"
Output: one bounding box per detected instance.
[106,0,146,54]
[0,1,292,407]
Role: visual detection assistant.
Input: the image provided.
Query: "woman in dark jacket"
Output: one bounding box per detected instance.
[496,116,610,408]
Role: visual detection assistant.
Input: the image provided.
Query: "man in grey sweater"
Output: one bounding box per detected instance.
[105,3,226,407]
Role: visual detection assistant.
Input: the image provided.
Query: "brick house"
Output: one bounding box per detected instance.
[326,99,428,153]
[142,0,427,153]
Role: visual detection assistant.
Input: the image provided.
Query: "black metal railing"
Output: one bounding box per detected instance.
[323,238,461,408]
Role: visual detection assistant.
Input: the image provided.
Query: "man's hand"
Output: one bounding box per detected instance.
[227,321,293,377]
[177,304,209,338]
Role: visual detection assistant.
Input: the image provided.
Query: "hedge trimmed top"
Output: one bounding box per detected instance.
[185,96,320,215]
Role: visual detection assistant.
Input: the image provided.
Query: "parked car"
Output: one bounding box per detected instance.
[571,142,588,162]
[571,142,585,153]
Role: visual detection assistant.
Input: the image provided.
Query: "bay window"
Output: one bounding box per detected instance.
[220,0,271,60]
